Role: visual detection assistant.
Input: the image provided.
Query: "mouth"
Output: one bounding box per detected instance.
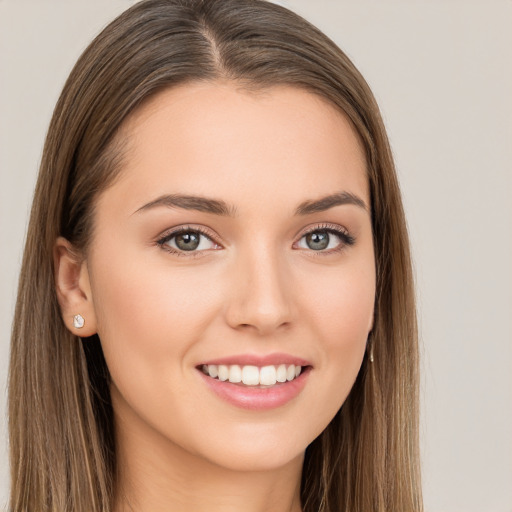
[199,363,305,387]
[195,357,312,410]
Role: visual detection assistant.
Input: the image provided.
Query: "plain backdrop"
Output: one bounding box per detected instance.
[1,1,511,511]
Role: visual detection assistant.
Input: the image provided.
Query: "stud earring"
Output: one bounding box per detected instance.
[73,314,85,329]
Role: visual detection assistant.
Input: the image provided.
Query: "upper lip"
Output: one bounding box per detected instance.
[198,352,312,367]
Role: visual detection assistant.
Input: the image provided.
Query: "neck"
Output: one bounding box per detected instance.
[113,395,304,512]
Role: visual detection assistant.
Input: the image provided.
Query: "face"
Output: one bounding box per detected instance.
[83,82,375,472]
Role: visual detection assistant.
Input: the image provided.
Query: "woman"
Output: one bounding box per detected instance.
[8,0,422,511]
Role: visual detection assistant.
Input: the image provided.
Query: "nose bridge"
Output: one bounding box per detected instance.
[225,239,293,334]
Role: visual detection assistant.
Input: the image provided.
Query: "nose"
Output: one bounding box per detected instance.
[224,245,294,336]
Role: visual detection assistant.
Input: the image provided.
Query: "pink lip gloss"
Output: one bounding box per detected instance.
[196,354,312,410]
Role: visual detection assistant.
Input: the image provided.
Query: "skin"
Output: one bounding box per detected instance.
[55,82,375,512]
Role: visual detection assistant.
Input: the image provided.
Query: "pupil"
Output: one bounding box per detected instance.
[306,231,329,250]
[176,232,200,251]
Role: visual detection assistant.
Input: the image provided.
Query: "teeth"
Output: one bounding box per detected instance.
[242,365,259,385]
[201,363,304,386]
[228,365,242,383]
[260,365,277,386]
[218,364,229,381]
[276,364,287,383]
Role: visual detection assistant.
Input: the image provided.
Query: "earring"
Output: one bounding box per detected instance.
[73,314,85,329]
[367,335,374,363]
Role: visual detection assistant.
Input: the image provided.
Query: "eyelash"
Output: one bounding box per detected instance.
[156,223,355,257]
[297,223,356,256]
[156,225,218,258]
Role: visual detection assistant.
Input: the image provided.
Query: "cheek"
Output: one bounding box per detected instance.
[88,248,221,383]
[296,259,375,415]
[301,258,375,343]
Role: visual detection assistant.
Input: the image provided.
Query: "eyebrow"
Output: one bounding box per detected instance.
[134,194,237,216]
[134,190,367,217]
[294,191,368,215]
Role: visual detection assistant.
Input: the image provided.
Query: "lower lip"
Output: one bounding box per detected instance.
[197,367,311,411]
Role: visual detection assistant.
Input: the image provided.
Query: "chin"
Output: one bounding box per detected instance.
[201,443,306,473]
[179,421,321,473]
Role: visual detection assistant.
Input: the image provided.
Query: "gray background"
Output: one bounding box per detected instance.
[1,1,511,510]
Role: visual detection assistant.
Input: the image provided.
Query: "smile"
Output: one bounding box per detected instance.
[197,356,312,410]
[201,364,302,386]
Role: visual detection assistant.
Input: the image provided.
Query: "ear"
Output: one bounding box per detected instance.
[54,236,97,337]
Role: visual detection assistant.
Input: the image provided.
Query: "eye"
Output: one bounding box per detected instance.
[157,228,220,254]
[296,225,355,253]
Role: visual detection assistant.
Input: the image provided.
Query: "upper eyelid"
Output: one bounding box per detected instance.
[157,225,219,243]
[295,222,350,239]
[294,223,355,249]
[156,226,221,257]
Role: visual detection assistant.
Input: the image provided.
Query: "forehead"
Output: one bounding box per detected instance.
[104,81,368,214]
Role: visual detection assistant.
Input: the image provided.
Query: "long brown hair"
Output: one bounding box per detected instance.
[9,1,422,510]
